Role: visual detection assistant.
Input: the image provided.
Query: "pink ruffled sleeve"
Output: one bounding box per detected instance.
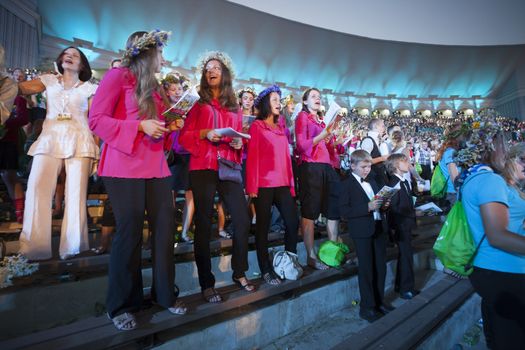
[295,112,313,157]
[88,69,140,156]
[245,122,260,195]
[178,103,202,157]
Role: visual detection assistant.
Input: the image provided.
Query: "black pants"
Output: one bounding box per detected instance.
[189,170,250,290]
[393,228,415,293]
[103,176,175,318]
[469,267,525,350]
[420,164,432,181]
[253,187,299,274]
[352,222,387,311]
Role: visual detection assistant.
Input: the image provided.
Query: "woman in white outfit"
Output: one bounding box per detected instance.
[18,46,98,260]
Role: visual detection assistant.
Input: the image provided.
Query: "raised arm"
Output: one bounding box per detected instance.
[18,79,46,96]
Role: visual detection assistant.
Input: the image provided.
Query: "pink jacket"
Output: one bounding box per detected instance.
[89,67,171,178]
[246,120,295,196]
[295,111,333,165]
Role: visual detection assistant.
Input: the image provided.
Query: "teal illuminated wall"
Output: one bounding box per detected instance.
[37,0,525,101]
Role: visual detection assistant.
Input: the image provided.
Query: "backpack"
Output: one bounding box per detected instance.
[432,168,489,276]
[273,251,303,280]
[430,165,448,198]
[318,241,350,267]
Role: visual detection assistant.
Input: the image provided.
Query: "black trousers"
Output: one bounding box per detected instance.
[420,164,432,181]
[469,267,525,350]
[103,176,175,318]
[393,228,415,293]
[189,170,250,290]
[352,222,387,310]
[253,186,299,274]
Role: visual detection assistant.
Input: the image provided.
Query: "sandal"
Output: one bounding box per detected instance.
[263,271,282,285]
[307,258,330,270]
[202,287,223,303]
[232,276,256,292]
[91,246,108,255]
[168,300,188,315]
[218,230,232,239]
[108,312,137,331]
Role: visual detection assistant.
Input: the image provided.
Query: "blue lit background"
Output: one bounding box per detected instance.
[37,0,525,100]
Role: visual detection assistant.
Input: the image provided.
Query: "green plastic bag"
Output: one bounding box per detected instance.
[415,162,423,175]
[318,241,350,267]
[433,201,476,276]
[430,165,448,198]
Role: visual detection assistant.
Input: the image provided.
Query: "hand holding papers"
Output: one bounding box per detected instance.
[215,127,251,139]
[162,86,200,122]
[374,185,400,202]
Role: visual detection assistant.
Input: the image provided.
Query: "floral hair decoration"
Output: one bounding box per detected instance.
[237,86,257,99]
[197,51,235,79]
[453,117,503,169]
[254,84,281,108]
[122,29,170,64]
[162,72,190,91]
[281,94,295,106]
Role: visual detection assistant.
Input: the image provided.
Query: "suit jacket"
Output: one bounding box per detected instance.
[387,176,416,231]
[340,174,388,238]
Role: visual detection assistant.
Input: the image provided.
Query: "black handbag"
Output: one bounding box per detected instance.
[212,106,243,183]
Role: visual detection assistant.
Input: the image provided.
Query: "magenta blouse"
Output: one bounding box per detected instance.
[245,120,295,196]
[88,67,171,178]
[294,111,333,165]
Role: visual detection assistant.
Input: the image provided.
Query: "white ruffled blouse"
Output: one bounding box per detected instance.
[28,74,99,159]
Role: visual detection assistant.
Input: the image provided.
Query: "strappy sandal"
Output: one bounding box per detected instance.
[108,312,137,331]
[307,258,330,270]
[202,287,223,303]
[168,300,188,315]
[232,276,256,292]
[263,271,282,285]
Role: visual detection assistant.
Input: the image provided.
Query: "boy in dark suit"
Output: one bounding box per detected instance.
[385,153,419,299]
[340,150,393,322]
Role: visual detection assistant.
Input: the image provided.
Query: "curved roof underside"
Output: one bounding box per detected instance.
[37,0,525,99]
[228,0,525,46]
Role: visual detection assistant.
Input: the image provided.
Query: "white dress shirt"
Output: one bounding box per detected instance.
[352,172,381,220]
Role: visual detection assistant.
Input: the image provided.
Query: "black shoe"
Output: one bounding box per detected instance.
[400,290,420,300]
[359,308,383,323]
[377,303,395,315]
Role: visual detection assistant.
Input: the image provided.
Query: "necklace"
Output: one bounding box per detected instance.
[57,77,81,121]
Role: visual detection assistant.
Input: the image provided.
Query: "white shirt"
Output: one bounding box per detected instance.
[352,172,381,220]
[360,131,382,155]
[28,74,99,159]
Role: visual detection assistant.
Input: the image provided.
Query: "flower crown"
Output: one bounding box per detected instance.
[454,117,503,169]
[196,51,235,79]
[162,72,190,91]
[281,94,295,106]
[122,30,170,63]
[237,86,257,99]
[254,84,281,108]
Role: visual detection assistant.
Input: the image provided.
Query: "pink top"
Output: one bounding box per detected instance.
[246,120,295,196]
[179,100,243,171]
[295,111,333,165]
[88,67,171,178]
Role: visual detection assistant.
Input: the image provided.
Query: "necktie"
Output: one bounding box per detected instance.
[361,178,366,183]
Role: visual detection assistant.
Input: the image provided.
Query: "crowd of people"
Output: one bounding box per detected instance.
[0,30,524,347]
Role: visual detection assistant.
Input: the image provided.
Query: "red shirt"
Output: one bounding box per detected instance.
[179,100,243,171]
[2,96,29,143]
[294,111,333,165]
[246,120,295,196]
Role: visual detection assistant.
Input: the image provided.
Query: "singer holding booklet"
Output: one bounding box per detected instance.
[179,51,255,303]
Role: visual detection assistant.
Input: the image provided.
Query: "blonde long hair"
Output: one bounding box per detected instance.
[503,142,525,199]
[123,31,161,119]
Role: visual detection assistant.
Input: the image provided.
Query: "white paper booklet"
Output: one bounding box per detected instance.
[323,101,342,128]
[215,127,251,139]
[162,86,200,121]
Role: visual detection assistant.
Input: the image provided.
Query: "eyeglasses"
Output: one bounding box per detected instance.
[205,65,222,73]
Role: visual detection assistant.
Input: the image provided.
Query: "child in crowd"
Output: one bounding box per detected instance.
[385,153,419,299]
[339,150,393,322]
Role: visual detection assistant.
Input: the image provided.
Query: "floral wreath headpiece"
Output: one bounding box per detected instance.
[254,84,281,108]
[197,51,235,79]
[237,86,257,99]
[454,115,503,169]
[162,72,190,91]
[122,30,170,64]
[281,94,295,106]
